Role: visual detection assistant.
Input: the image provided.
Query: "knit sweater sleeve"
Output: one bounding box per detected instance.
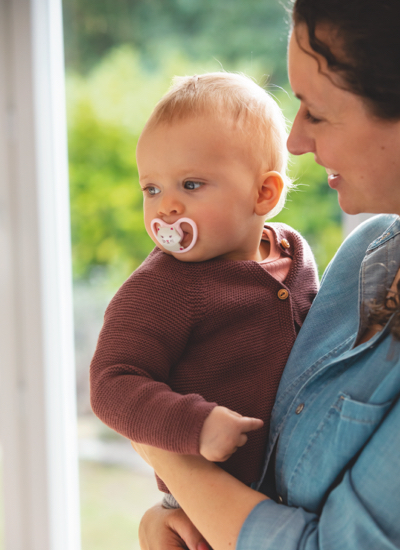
[90,252,216,455]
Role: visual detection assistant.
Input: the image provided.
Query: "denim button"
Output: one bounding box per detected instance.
[295,403,304,414]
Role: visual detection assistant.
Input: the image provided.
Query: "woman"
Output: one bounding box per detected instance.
[134,1,400,548]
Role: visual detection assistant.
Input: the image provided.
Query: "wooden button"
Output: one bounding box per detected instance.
[278,289,289,300]
[295,403,304,414]
[281,238,290,249]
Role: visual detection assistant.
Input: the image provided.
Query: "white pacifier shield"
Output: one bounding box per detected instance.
[151,217,198,253]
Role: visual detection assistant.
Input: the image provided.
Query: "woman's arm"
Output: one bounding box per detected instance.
[135,392,400,550]
[132,443,268,550]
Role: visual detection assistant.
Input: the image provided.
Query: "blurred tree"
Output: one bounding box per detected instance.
[63,0,289,85]
[68,98,151,282]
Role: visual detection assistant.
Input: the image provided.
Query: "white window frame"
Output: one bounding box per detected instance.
[0,0,81,548]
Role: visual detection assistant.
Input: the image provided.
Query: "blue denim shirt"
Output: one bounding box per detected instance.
[238,214,400,550]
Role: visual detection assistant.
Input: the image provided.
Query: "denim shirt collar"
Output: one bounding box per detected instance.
[367,216,400,250]
[357,216,400,341]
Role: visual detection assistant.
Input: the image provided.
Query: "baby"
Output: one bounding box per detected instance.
[90,72,319,507]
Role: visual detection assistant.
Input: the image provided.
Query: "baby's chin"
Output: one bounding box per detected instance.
[152,240,202,262]
[170,250,202,262]
[170,246,210,263]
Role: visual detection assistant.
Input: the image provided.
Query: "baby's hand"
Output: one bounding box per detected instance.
[199,406,264,462]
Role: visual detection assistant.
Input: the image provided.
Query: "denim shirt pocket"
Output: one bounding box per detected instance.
[335,393,393,458]
[286,392,393,513]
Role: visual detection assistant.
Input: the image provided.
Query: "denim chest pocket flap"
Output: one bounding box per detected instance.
[335,393,394,461]
[287,392,394,512]
[339,393,393,424]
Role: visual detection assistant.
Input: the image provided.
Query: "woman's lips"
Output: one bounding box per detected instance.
[326,168,341,189]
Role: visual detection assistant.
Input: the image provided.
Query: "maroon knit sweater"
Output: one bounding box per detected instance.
[90,223,319,491]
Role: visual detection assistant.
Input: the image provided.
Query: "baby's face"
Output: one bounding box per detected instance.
[136,115,263,262]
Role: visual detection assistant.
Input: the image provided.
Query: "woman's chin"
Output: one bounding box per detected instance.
[338,199,375,216]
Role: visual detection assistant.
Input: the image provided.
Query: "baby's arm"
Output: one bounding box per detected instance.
[90,257,263,459]
[90,263,216,455]
[199,406,263,462]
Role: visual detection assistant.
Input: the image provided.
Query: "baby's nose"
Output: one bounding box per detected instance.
[158,195,185,217]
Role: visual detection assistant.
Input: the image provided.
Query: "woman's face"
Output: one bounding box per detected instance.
[287,25,400,216]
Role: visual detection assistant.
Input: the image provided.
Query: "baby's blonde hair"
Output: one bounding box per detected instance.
[146,72,292,218]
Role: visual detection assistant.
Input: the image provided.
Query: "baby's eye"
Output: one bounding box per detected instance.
[143,186,161,196]
[184,180,202,190]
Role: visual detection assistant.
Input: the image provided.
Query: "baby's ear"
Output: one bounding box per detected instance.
[255,171,284,216]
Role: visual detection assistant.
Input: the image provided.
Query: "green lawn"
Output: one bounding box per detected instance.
[80,461,161,550]
[0,459,161,550]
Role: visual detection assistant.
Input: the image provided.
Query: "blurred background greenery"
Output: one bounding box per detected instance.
[62,1,343,548]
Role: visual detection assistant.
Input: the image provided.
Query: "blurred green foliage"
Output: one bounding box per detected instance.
[79,461,160,550]
[63,0,290,85]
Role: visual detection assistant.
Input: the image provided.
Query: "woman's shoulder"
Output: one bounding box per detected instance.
[322,215,399,284]
[343,214,399,247]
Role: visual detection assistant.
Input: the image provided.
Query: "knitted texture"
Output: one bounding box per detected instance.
[90,223,319,491]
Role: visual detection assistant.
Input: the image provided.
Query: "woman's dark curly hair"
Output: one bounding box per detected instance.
[292,0,400,339]
[291,0,400,120]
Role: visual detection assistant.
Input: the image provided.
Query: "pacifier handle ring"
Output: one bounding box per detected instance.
[151,217,198,254]
[175,217,198,253]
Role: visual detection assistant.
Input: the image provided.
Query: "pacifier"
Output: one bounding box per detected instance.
[151,217,198,253]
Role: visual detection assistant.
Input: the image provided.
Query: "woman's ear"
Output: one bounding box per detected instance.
[254,171,284,216]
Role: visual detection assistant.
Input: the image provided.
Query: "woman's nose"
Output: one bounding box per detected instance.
[287,113,315,156]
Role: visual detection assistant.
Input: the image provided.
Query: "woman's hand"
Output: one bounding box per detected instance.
[139,503,210,550]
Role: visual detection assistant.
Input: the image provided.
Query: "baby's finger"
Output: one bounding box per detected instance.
[240,416,264,434]
[237,434,248,448]
[217,450,237,461]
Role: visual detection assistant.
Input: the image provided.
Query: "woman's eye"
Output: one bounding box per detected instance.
[304,110,322,124]
[184,181,202,190]
[143,186,161,195]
